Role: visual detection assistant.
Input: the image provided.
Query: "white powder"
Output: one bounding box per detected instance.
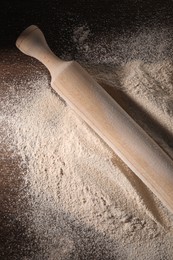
[2,57,173,259]
[2,25,173,258]
[72,25,91,55]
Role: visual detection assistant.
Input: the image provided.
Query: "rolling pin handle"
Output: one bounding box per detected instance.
[16,25,63,74]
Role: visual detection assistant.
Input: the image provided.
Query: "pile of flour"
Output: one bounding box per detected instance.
[2,26,173,259]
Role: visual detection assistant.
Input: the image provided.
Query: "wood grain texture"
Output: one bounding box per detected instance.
[16,25,173,214]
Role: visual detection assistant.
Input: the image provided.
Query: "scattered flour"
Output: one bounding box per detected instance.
[1,25,173,259]
[73,25,90,52]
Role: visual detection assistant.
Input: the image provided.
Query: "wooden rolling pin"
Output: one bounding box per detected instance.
[16,25,173,214]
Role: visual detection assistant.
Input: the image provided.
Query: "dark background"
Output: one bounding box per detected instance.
[1,0,173,57]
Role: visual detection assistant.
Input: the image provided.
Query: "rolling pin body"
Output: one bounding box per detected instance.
[16,25,173,214]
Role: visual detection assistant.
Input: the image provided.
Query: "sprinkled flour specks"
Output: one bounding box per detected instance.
[1,26,173,259]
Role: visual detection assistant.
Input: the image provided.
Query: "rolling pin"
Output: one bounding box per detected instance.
[16,25,173,214]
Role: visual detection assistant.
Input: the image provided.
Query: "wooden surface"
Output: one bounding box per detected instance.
[0,50,42,258]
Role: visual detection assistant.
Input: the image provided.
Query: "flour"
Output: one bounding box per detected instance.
[2,25,173,259]
[73,25,90,52]
[2,59,173,258]
[72,25,173,65]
